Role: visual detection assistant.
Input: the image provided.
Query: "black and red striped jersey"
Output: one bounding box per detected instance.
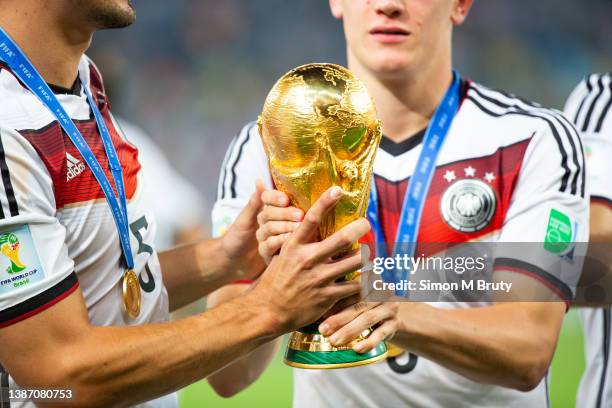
[213,79,589,407]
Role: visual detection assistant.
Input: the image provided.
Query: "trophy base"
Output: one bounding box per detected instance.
[284,324,388,369]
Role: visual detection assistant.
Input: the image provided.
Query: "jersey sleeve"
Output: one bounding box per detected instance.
[0,127,77,327]
[494,113,589,303]
[211,122,273,238]
[564,74,612,205]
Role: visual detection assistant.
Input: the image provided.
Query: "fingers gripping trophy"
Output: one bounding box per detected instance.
[258,63,387,369]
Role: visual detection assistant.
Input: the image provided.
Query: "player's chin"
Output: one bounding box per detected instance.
[94,0,137,30]
[362,51,416,77]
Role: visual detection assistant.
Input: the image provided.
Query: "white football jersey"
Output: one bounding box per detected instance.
[213,80,588,407]
[0,57,176,407]
[565,72,612,408]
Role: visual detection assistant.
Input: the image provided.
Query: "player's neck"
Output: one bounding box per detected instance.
[0,3,93,89]
[349,55,453,144]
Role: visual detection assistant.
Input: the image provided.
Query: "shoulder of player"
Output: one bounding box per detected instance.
[244,120,261,140]
[0,62,36,127]
[216,120,269,201]
[464,82,585,197]
[230,120,265,157]
[0,107,64,175]
[0,125,52,197]
[0,62,77,136]
[465,81,578,140]
[569,72,612,100]
[0,117,63,163]
[566,72,612,134]
[0,124,49,168]
[220,120,262,162]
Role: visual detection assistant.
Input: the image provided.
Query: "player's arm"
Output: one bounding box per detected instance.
[589,200,612,243]
[389,302,564,390]
[321,299,564,391]
[158,184,266,311]
[206,189,304,397]
[206,284,282,398]
[205,124,287,397]
[1,288,281,407]
[0,188,370,407]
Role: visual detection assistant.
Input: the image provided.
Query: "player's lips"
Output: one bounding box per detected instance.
[369,26,410,44]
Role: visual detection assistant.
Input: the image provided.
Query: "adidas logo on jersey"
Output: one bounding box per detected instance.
[66,152,86,181]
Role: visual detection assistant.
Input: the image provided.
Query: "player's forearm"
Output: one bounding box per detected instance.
[207,338,282,398]
[206,284,281,397]
[160,238,237,311]
[573,221,612,307]
[573,243,612,307]
[54,297,280,407]
[575,204,612,307]
[392,302,564,391]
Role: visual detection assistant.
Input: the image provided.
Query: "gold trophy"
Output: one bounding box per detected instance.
[258,63,387,368]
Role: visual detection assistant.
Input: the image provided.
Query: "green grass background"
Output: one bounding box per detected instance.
[179,310,585,408]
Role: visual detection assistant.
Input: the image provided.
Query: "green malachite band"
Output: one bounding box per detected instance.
[285,342,388,369]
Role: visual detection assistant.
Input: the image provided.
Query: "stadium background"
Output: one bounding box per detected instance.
[89,1,612,407]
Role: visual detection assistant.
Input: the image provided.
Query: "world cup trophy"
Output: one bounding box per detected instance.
[258,63,387,369]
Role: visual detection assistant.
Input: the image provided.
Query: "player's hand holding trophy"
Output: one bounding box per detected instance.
[258,63,388,368]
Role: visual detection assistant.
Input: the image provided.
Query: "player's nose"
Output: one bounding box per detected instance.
[373,0,405,19]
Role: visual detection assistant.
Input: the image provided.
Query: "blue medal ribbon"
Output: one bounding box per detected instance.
[367,71,461,296]
[0,28,134,271]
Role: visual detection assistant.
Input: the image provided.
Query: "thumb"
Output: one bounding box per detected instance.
[236,180,266,227]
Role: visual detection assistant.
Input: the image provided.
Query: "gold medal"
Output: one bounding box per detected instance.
[122,269,141,319]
